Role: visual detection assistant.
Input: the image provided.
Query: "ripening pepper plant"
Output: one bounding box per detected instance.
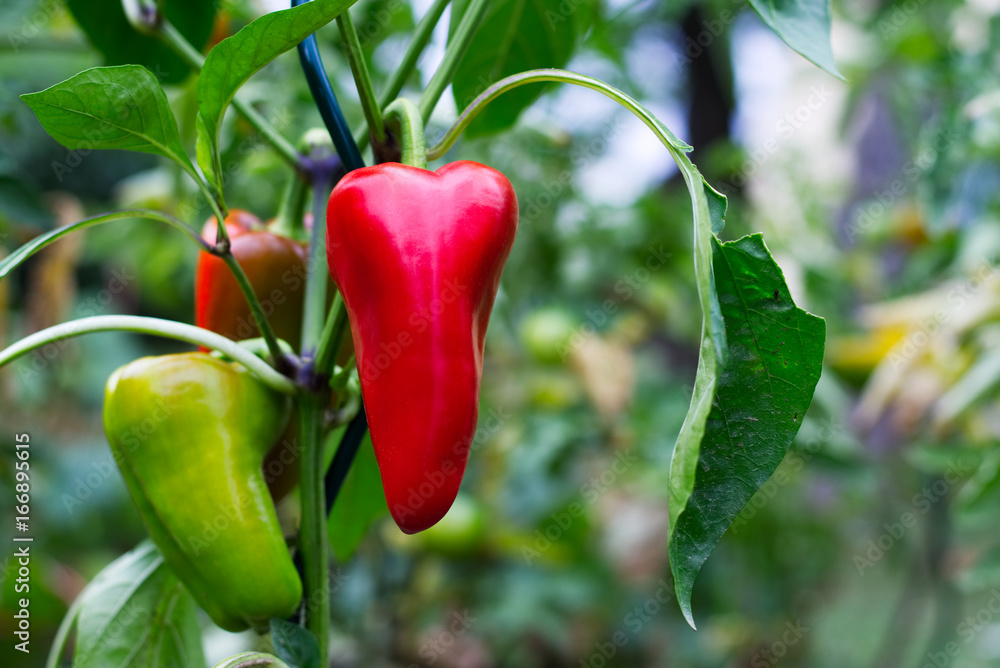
[0,0,837,665]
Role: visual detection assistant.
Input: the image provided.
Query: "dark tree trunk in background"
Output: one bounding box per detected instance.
[681,6,735,159]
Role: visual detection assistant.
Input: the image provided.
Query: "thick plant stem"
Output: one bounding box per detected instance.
[297,395,329,665]
[383,99,427,169]
[337,11,385,145]
[353,0,451,149]
[301,162,335,356]
[291,8,369,662]
[418,0,491,121]
[159,21,302,167]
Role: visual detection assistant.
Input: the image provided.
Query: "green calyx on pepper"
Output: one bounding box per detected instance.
[103,352,302,632]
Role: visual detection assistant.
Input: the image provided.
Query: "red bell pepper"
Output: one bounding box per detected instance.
[326,161,518,533]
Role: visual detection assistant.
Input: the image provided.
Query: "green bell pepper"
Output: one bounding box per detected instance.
[103,353,301,632]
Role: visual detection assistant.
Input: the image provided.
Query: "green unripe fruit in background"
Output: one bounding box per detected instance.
[420,493,487,556]
[519,307,580,364]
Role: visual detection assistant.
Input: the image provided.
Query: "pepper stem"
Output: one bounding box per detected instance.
[337,10,385,146]
[300,161,336,355]
[383,99,427,169]
[418,0,491,121]
[0,315,297,395]
[352,0,452,151]
[270,172,310,242]
[297,394,329,665]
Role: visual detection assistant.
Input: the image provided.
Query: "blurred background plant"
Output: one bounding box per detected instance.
[3,0,1000,666]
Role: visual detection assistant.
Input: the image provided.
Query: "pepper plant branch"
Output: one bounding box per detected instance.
[291,9,369,663]
[270,171,311,241]
[353,0,451,150]
[156,20,204,70]
[0,316,297,395]
[382,0,451,109]
[0,209,209,280]
[158,21,303,168]
[418,0,491,121]
[337,10,386,145]
[0,206,278,369]
[211,210,232,251]
[301,160,336,357]
[314,292,347,375]
[296,394,329,665]
[384,99,427,169]
[426,69,693,160]
[293,0,366,171]
[177,157,229,228]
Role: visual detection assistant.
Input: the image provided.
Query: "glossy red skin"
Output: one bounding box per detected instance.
[195,211,309,349]
[326,161,518,534]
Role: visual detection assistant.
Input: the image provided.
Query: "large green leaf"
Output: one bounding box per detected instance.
[65,0,217,85]
[668,234,825,627]
[72,542,206,668]
[21,65,194,172]
[270,619,320,668]
[196,0,356,191]
[449,0,593,137]
[328,434,388,561]
[748,0,843,80]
